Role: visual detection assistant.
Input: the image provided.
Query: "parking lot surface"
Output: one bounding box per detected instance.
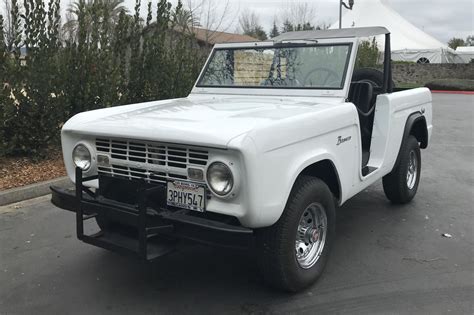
[1,94,473,314]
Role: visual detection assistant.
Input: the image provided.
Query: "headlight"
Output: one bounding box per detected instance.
[206,162,233,196]
[73,144,91,171]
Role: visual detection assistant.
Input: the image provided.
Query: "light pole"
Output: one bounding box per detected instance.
[339,0,354,29]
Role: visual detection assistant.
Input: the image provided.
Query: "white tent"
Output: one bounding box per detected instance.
[456,47,474,63]
[330,0,463,63]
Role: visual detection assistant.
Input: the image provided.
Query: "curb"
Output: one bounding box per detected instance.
[0,177,73,206]
[431,90,474,95]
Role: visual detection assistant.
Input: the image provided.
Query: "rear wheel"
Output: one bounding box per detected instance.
[256,176,336,292]
[383,135,421,204]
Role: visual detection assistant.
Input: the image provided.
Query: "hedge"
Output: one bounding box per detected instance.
[0,0,206,158]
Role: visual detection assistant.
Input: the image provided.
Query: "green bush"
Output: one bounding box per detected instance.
[0,0,206,158]
[425,79,474,91]
[355,38,379,69]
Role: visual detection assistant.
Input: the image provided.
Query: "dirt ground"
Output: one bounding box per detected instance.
[0,150,66,190]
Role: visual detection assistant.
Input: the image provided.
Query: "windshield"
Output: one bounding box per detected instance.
[197,44,352,89]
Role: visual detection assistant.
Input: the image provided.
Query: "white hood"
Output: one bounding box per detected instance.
[62,94,342,148]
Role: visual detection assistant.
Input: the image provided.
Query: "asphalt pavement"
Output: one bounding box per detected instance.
[1,94,473,314]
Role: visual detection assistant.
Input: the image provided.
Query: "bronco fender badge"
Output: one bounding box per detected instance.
[337,136,352,146]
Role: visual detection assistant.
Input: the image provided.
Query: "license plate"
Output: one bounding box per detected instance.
[167,181,206,212]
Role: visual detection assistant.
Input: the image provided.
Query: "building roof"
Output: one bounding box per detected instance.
[273,27,389,42]
[192,28,257,44]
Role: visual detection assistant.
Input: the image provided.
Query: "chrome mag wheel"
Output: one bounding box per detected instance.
[295,202,327,269]
[407,150,418,189]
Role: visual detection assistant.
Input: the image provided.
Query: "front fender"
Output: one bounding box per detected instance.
[242,127,357,228]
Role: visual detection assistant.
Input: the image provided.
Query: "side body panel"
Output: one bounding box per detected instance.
[228,102,360,227]
[343,88,433,200]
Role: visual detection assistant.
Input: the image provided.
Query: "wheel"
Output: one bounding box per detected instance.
[256,176,336,292]
[383,135,421,204]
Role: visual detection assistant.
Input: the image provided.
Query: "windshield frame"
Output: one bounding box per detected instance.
[195,42,354,91]
[191,38,359,98]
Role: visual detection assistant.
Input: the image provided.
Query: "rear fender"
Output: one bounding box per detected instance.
[392,112,428,171]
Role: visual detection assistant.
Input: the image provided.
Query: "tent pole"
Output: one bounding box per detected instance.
[339,0,342,29]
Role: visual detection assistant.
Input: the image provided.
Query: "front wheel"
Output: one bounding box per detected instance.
[256,176,336,292]
[383,135,421,204]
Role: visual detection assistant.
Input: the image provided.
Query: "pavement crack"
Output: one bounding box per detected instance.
[402,257,446,264]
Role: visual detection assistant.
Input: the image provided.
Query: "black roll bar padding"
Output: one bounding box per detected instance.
[383,33,392,93]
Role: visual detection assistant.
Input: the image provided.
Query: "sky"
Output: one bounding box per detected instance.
[121,0,473,44]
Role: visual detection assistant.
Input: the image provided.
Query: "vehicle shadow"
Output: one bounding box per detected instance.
[66,181,423,313]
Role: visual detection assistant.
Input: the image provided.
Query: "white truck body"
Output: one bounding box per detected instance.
[61,32,432,228]
[54,26,433,291]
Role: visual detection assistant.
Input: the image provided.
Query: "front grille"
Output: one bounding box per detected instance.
[96,138,209,184]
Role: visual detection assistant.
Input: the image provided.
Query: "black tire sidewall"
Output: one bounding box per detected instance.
[257,177,336,291]
[287,183,336,287]
[398,136,421,200]
[383,135,421,203]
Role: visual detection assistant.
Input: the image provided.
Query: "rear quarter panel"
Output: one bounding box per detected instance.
[379,88,433,175]
[325,88,432,203]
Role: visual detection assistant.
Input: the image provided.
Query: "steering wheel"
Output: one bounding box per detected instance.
[303,67,340,87]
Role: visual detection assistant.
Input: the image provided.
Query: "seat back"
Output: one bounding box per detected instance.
[348,82,374,114]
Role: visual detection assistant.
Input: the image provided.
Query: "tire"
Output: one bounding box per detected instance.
[383,135,421,204]
[352,68,396,89]
[255,176,336,292]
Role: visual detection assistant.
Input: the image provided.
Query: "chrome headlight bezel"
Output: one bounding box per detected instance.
[206,161,234,197]
[72,143,92,171]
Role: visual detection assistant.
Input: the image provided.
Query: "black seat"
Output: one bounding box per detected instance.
[348,82,376,168]
[348,82,374,114]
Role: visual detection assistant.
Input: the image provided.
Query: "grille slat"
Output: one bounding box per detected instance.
[96,138,209,184]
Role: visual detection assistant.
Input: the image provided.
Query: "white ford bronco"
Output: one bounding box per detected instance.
[51,27,432,292]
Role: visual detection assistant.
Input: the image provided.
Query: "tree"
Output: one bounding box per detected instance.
[252,25,267,40]
[0,13,11,155]
[0,0,207,157]
[269,20,280,38]
[281,19,293,33]
[448,37,465,50]
[239,9,267,40]
[0,14,4,51]
[2,0,12,48]
[175,8,201,29]
[465,35,473,46]
[355,38,379,69]
[63,0,128,40]
[277,2,317,33]
[5,0,21,51]
[185,0,235,45]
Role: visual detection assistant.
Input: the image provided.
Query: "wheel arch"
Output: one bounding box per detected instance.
[295,159,342,203]
[392,112,428,171]
[409,115,428,149]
